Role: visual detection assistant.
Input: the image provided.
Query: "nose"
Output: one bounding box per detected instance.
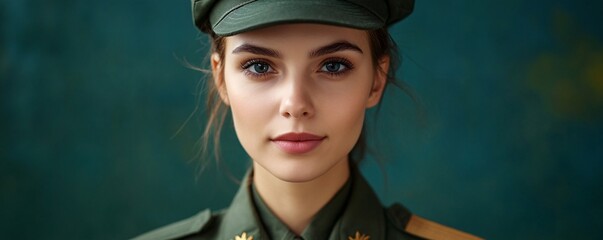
[279,75,315,119]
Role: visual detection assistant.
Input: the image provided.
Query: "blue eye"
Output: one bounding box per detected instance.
[241,59,276,79]
[319,59,353,75]
[321,62,346,72]
[247,62,272,74]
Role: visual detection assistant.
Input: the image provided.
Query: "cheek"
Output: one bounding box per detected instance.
[319,68,374,136]
[323,92,366,125]
[223,69,276,148]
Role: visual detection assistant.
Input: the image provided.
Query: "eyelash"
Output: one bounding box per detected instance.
[241,59,275,79]
[240,57,355,79]
[319,57,354,77]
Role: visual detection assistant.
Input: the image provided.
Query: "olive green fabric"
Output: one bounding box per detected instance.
[131,165,423,239]
[191,0,415,36]
[251,175,351,239]
[131,210,212,240]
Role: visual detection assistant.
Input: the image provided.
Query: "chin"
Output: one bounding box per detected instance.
[269,162,328,183]
[255,154,347,183]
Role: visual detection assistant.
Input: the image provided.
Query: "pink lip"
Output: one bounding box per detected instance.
[271,132,326,154]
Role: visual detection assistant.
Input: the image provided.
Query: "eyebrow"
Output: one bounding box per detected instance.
[309,41,363,58]
[232,44,281,58]
[231,41,363,58]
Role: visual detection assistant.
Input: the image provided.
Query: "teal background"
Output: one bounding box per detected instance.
[2,1,602,239]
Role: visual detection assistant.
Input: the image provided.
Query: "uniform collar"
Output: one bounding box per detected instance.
[218,164,386,240]
[332,165,386,239]
[251,172,352,240]
[216,169,264,239]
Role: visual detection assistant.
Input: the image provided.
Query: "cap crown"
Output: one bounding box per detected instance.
[191,0,414,35]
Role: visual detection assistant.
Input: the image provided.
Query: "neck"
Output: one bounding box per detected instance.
[252,159,350,235]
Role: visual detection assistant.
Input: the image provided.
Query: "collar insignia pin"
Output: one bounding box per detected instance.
[348,231,370,240]
[235,232,253,240]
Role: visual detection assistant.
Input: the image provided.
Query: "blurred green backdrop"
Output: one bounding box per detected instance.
[2,1,602,239]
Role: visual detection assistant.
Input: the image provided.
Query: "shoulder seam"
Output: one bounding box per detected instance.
[189,209,212,233]
[385,203,412,232]
[131,209,212,240]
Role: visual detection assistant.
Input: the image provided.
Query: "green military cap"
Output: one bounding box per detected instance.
[191,0,415,36]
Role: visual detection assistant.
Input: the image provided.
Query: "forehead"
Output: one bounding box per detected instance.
[224,23,370,53]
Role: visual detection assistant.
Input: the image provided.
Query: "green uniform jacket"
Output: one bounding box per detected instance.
[133,167,481,240]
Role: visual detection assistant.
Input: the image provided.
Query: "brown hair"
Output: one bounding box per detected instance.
[197,27,420,168]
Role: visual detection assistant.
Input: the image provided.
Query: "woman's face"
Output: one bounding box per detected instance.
[213,24,388,183]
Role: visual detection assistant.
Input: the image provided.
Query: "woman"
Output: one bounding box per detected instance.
[135,0,481,239]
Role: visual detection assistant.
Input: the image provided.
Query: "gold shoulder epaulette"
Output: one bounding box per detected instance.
[405,215,483,240]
